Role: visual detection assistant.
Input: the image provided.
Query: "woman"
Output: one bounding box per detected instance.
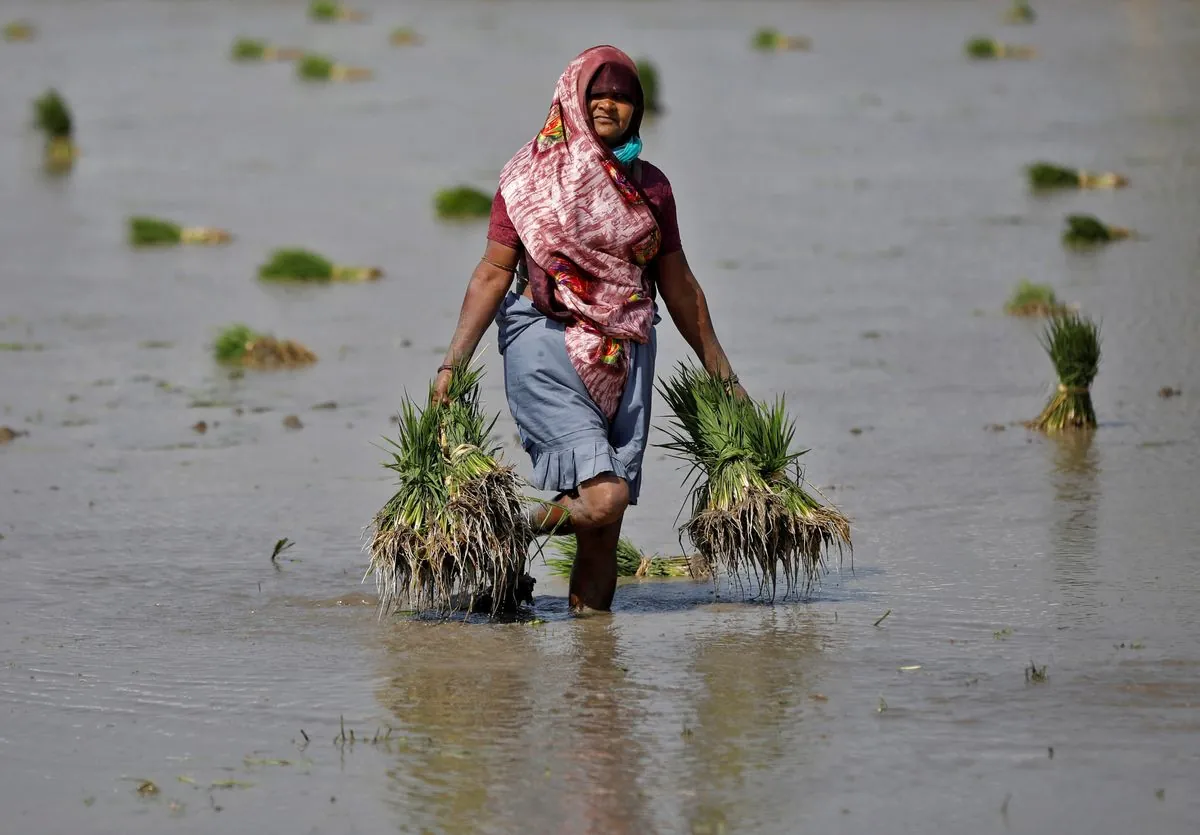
[433,45,743,613]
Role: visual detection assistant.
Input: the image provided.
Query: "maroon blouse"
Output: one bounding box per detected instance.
[487,160,682,318]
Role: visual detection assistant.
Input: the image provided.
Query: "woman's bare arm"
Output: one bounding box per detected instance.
[655,249,744,392]
[432,240,520,403]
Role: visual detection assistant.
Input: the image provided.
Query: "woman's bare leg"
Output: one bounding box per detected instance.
[570,519,623,612]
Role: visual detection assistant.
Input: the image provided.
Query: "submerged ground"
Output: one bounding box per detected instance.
[1,1,1198,832]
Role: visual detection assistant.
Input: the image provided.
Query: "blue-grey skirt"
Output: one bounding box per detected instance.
[495,292,657,505]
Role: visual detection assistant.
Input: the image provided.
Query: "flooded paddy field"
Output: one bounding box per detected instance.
[1,0,1198,832]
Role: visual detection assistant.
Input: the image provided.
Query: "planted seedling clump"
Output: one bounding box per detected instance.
[366,362,533,618]
[297,53,371,82]
[1005,280,1069,317]
[966,36,1035,59]
[258,248,382,282]
[33,89,76,172]
[4,20,35,41]
[658,362,850,598]
[214,324,317,370]
[308,1,366,22]
[1005,1,1036,24]
[1027,162,1128,190]
[434,187,493,220]
[389,27,422,46]
[1027,314,1100,432]
[1062,214,1132,247]
[751,28,811,52]
[231,37,303,62]
[128,216,231,246]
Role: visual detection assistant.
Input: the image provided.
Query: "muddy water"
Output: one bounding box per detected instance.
[2,0,1199,832]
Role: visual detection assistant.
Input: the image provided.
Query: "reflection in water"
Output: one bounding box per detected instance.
[1048,433,1102,623]
[682,611,826,833]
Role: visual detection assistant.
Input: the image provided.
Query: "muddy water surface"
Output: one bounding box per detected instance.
[2,1,1199,833]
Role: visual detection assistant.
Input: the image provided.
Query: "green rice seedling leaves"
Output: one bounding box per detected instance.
[4,20,36,41]
[1062,214,1132,247]
[657,362,850,598]
[1005,1,1036,24]
[751,28,811,52]
[636,59,662,113]
[1005,280,1069,317]
[232,38,303,62]
[297,53,371,81]
[213,324,317,369]
[389,27,422,46]
[1027,162,1128,190]
[309,1,366,23]
[258,248,382,282]
[128,216,231,246]
[366,360,533,618]
[434,187,493,220]
[33,88,77,172]
[966,36,1034,59]
[1027,314,1100,432]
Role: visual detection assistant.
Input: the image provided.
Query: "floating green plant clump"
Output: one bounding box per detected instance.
[1027,314,1100,432]
[308,1,366,22]
[4,20,35,41]
[546,536,702,580]
[751,28,811,52]
[1027,162,1128,190]
[966,36,1035,59]
[128,216,231,246]
[1005,280,1069,317]
[366,362,533,617]
[389,27,422,46]
[297,53,371,82]
[1062,214,1132,247]
[434,186,493,220]
[1005,1,1036,24]
[658,362,851,597]
[231,37,303,62]
[33,88,77,171]
[636,59,662,113]
[258,248,382,282]
[214,324,318,370]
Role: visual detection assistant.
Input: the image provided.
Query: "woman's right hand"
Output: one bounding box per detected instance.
[432,368,454,406]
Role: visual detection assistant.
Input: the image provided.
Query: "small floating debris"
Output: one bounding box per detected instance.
[1027,161,1128,190]
[258,248,382,282]
[434,186,493,220]
[282,415,303,430]
[128,216,231,246]
[1004,280,1070,317]
[0,426,28,444]
[214,324,317,370]
[297,53,372,82]
[308,1,366,22]
[1062,213,1133,247]
[366,361,532,618]
[547,535,704,579]
[965,36,1035,60]
[751,28,811,52]
[1004,1,1036,24]
[33,88,77,172]
[231,37,303,62]
[135,779,159,797]
[3,20,35,41]
[658,362,851,597]
[1158,386,1181,399]
[636,59,662,113]
[1026,314,1100,432]
[389,26,422,46]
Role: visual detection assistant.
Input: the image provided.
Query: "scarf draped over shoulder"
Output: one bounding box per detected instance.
[498,45,661,420]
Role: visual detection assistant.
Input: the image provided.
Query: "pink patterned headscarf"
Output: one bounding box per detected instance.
[498,46,661,420]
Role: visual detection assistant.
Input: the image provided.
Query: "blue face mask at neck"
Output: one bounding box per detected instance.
[611,135,643,165]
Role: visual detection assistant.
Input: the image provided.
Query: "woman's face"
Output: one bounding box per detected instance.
[588,92,635,146]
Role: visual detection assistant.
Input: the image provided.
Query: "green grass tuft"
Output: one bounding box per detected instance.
[4,20,36,41]
[33,89,72,140]
[214,324,259,363]
[297,54,334,80]
[1027,162,1080,189]
[1028,314,1100,431]
[231,37,266,61]
[966,37,998,58]
[128,216,182,246]
[1005,280,1066,316]
[1005,1,1036,23]
[1062,214,1125,246]
[636,59,661,113]
[258,248,334,281]
[308,1,339,21]
[752,28,783,51]
[434,186,493,220]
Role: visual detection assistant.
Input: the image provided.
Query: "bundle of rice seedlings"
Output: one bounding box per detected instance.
[1005,280,1069,317]
[1004,1,1036,24]
[434,186,493,220]
[4,20,35,41]
[965,36,1035,59]
[308,1,366,22]
[297,53,372,82]
[546,536,702,580]
[214,324,318,370]
[1027,162,1128,190]
[366,363,533,617]
[1062,214,1132,247]
[389,27,423,46]
[258,248,383,282]
[1026,314,1100,432]
[636,59,662,114]
[128,216,231,246]
[33,89,76,171]
[658,362,851,598]
[751,28,811,52]
[231,37,303,62]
